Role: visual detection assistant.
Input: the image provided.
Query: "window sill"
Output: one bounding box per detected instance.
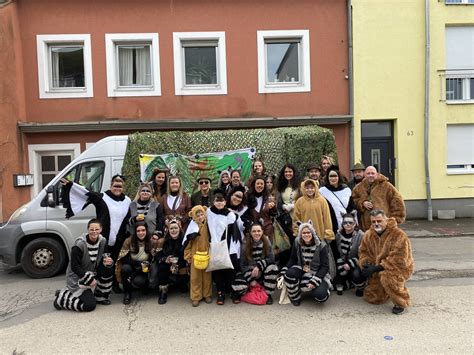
[109,87,161,98]
[446,100,474,105]
[41,90,92,99]
[259,84,311,94]
[446,169,474,175]
[175,86,227,96]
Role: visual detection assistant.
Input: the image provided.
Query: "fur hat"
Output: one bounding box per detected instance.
[297,220,321,243]
[188,205,207,222]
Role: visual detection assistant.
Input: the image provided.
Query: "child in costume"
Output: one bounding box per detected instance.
[183,205,213,307]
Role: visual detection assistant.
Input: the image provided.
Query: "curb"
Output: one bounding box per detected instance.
[406,233,474,239]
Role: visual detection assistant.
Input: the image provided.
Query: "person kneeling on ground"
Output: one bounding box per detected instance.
[53,218,113,311]
[281,221,332,306]
[357,209,414,315]
[231,222,279,305]
[154,217,188,304]
[333,212,365,296]
[115,220,160,305]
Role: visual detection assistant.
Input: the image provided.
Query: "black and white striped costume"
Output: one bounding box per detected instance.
[53,234,113,312]
[282,222,332,303]
[232,237,278,296]
[63,182,131,260]
[334,229,365,290]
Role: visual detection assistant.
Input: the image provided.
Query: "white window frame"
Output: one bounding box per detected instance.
[105,33,161,97]
[445,0,474,5]
[446,124,474,174]
[28,143,81,197]
[257,30,311,94]
[173,32,227,96]
[36,34,93,99]
[445,72,474,104]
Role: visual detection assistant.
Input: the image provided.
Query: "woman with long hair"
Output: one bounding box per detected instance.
[247,176,277,242]
[161,175,192,228]
[246,159,266,188]
[149,168,168,204]
[226,185,252,242]
[155,217,188,304]
[276,164,300,242]
[115,221,159,305]
[231,223,278,305]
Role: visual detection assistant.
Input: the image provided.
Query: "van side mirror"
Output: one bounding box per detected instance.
[46,185,56,207]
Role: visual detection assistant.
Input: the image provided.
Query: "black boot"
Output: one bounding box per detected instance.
[123,292,132,305]
[158,285,168,305]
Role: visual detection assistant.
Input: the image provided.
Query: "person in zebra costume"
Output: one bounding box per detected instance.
[231,222,278,305]
[333,212,365,296]
[53,219,114,311]
[281,221,332,306]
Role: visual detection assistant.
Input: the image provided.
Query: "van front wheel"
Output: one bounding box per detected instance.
[21,238,67,278]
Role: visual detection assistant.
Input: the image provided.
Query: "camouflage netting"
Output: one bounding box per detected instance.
[122,125,337,196]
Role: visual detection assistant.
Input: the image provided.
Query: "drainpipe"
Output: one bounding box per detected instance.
[424,0,433,221]
[347,0,354,168]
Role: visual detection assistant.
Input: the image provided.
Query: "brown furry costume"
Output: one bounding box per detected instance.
[292,179,334,241]
[183,206,212,302]
[359,218,414,308]
[352,173,406,231]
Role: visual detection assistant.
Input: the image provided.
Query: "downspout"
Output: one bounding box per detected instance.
[424,0,433,221]
[347,0,354,168]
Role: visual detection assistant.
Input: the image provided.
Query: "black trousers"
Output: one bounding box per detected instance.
[213,254,239,294]
[156,262,188,290]
[121,263,148,292]
[334,266,365,289]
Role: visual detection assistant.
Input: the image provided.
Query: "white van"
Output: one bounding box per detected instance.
[0,136,128,278]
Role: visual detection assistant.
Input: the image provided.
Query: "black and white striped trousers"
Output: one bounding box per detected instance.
[232,264,279,296]
[54,265,113,312]
[284,266,330,303]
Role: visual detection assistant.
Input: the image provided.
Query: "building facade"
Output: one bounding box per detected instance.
[0,0,351,220]
[352,0,474,218]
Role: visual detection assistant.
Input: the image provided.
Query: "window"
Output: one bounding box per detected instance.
[446,124,474,174]
[257,30,311,94]
[105,33,161,97]
[444,27,474,103]
[28,143,81,197]
[57,161,105,206]
[36,34,93,99]
[173,32,227,95]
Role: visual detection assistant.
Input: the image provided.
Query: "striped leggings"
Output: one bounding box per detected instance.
[232,264,279,296]
[54,266,113,312]
[284,266,330,303]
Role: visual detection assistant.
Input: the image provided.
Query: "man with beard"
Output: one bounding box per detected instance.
[357,209,414,315]
[348,162,365,190]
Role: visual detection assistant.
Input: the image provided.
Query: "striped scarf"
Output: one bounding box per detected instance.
[301,244,317,264]
[86,241,100,263]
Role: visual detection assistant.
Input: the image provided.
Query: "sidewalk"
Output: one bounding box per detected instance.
[401,218,474,238]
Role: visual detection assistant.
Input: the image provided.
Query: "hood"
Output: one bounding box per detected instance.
[296,221,322,247]
[299,178,321,199]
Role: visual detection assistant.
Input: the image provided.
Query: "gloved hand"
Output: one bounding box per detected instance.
[361,264,384,278]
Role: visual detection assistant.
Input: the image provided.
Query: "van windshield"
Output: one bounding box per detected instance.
[57,161,105,205]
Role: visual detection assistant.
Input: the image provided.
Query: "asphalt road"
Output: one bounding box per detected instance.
[0,237,473,354]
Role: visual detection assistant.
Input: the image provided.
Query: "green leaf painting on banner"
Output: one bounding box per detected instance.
[140,148,255,194]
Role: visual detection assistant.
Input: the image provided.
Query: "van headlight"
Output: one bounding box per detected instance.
[9,204,28,222]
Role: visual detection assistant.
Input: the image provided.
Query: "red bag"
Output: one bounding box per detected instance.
[240,284,268,305]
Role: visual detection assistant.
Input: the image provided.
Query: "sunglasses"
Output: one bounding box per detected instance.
[140,189,151,193]
[233,194,243,199]
[328,174,339,178]
[112,185,123,188]
[342,221,355,225]
[199,180,210,185]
